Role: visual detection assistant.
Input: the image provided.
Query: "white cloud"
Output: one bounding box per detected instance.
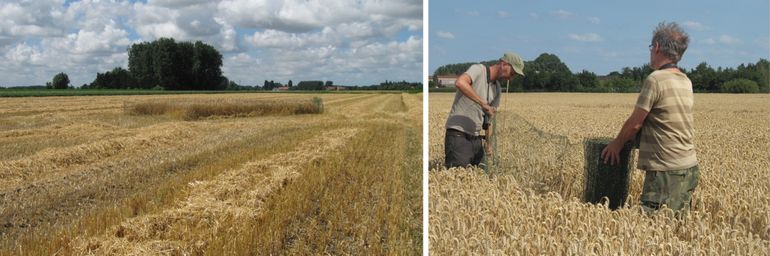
[436,31,454,39]
[4,42,43,65]
[682,21,707,31]
[217,0,366,33]
[65,22,131,55]
[245,28,334,48]
[220,0,422,85]
[568,33,603,42]
[587,16,600,24]
[0,1,69,41]
[456,9,480,17]
[703,38,717,45]
[756,37,770,51]
[552,9,572,19]
[719,34,742,45]
[498,11,511,18]
[127,1,244,52]
[529,12,539,19]
[225,36,421,86]
[0,0,422,87]
[363,0,422,19]
[148,0,210,8]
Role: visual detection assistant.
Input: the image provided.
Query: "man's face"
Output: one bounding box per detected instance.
[649,41,659,65]
[499,61,515,80]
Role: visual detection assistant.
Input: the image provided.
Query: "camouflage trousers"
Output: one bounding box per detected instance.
[640,165,700,215]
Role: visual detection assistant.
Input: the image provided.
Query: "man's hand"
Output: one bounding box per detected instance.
[484,140,494,156]
[601,140,623,165]
[481,102,496,117]
[603,107,648,166]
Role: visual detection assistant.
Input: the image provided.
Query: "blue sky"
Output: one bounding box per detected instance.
[430,0,770,75]
[1,0,422,87]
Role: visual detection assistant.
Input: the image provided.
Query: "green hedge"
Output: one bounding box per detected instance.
[720,79,760,93]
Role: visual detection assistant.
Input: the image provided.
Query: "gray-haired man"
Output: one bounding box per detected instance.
[602,22,699,214]
[445,52,525,168]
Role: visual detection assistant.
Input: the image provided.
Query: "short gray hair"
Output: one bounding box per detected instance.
[652,22,689,63]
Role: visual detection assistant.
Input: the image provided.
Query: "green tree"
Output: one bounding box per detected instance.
[757,59,770,93]
[52,72,70,89]
[128,42,155,89]
[90,67,134,89]
[227,80,239,90]
[576,70,599,89]
[604,77,638,92]
[154,38,178,89]
[689,62,717,91]
[176,41,195,89]
[127,38,223,90]
[525,53,574,91]
[192,41,223,90]
[296,81,324,90]
[721,78,759,93]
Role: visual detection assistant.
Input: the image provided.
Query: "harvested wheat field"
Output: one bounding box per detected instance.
[0,92,421,255]
[429,92,770,255]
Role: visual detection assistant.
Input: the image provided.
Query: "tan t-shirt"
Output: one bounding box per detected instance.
[635,69,698,171]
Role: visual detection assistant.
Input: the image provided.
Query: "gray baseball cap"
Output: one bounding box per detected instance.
[501,52,525,76]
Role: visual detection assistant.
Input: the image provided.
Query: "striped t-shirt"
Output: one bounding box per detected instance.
[635,69,698,171]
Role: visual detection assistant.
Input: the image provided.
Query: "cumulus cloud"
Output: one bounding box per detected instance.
[0,0,136,86]
[587,16,600,24]
[216,0,420,33]
[718,35,742,45]
[0,0,422,87]
[0,0,69,43]
[224,0,422,85]
[551,9,572,19]
[436,31,454,39]
[568,33,603,42]
[4,42,43,65]
[682,21,707,31]
[757,37,770,51]
[148,0,210,8]
[461,10,480,17]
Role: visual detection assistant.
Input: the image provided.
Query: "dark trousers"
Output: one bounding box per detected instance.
[444,129,484,168]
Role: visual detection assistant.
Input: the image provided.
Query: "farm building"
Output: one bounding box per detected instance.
[434,75,459,87]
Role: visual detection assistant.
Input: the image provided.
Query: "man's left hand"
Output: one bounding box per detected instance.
[484,140,493,156]
[601,140,623,165]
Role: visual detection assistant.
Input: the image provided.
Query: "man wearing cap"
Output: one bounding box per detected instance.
[602,22,698,215]
[444,52,525,168]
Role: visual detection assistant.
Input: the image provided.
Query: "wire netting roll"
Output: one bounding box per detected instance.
[583,138,635,210]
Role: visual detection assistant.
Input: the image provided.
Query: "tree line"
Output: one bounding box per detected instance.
[432,53,770,93]
[82,38,225,90]
[228,80,421,91]
[21,37,420,91]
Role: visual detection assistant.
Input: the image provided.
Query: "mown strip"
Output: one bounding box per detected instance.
[0,123,337,256]
[208,121,422,255]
